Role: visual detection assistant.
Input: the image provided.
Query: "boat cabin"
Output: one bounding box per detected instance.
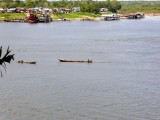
[39,14,52,23]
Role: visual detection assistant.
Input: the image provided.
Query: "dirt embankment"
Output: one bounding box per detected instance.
[145,13,160,16]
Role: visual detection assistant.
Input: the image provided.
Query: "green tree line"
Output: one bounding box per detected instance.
[0,0,121,13]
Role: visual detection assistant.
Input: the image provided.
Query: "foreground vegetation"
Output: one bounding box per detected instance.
[0,47,14,77]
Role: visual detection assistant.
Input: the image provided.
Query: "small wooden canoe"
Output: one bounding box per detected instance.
[58,59,92,63]
[17,60,36,64]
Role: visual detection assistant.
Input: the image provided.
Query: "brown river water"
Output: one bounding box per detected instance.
[0,16,160,120]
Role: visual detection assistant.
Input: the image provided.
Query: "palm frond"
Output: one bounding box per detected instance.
[0,46,2,58]
[0,46,14,77]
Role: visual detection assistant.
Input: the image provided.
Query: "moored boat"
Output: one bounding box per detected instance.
[27,13,39,23]
[125,13,144,19]
[101,14,120,21]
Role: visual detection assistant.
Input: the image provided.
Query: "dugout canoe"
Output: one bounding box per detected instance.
[17,60,36,64]
[58,59,92,63]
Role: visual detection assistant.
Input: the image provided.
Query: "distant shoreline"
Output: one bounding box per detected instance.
[0,13,160,23]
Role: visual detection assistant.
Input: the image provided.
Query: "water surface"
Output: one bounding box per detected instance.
[0,17,160,120]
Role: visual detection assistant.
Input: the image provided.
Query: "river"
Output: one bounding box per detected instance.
[0,16,160,120]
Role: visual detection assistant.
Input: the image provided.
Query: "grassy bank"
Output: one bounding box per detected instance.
[120,1,160,13]
[0,13,26,20]
[0,12,101,21]
[52,12,101,20]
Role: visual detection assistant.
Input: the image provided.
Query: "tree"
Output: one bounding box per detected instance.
[15,0,21,5]
[36,0,47,7]
[0,47,14,77]
[0,2,7,8]
[43,2,49,8]
[26,0,36,8]
[80,3,100,14]
[110,0,121,13]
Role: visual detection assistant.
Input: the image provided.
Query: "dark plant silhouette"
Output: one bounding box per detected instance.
[0,46,14,77]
